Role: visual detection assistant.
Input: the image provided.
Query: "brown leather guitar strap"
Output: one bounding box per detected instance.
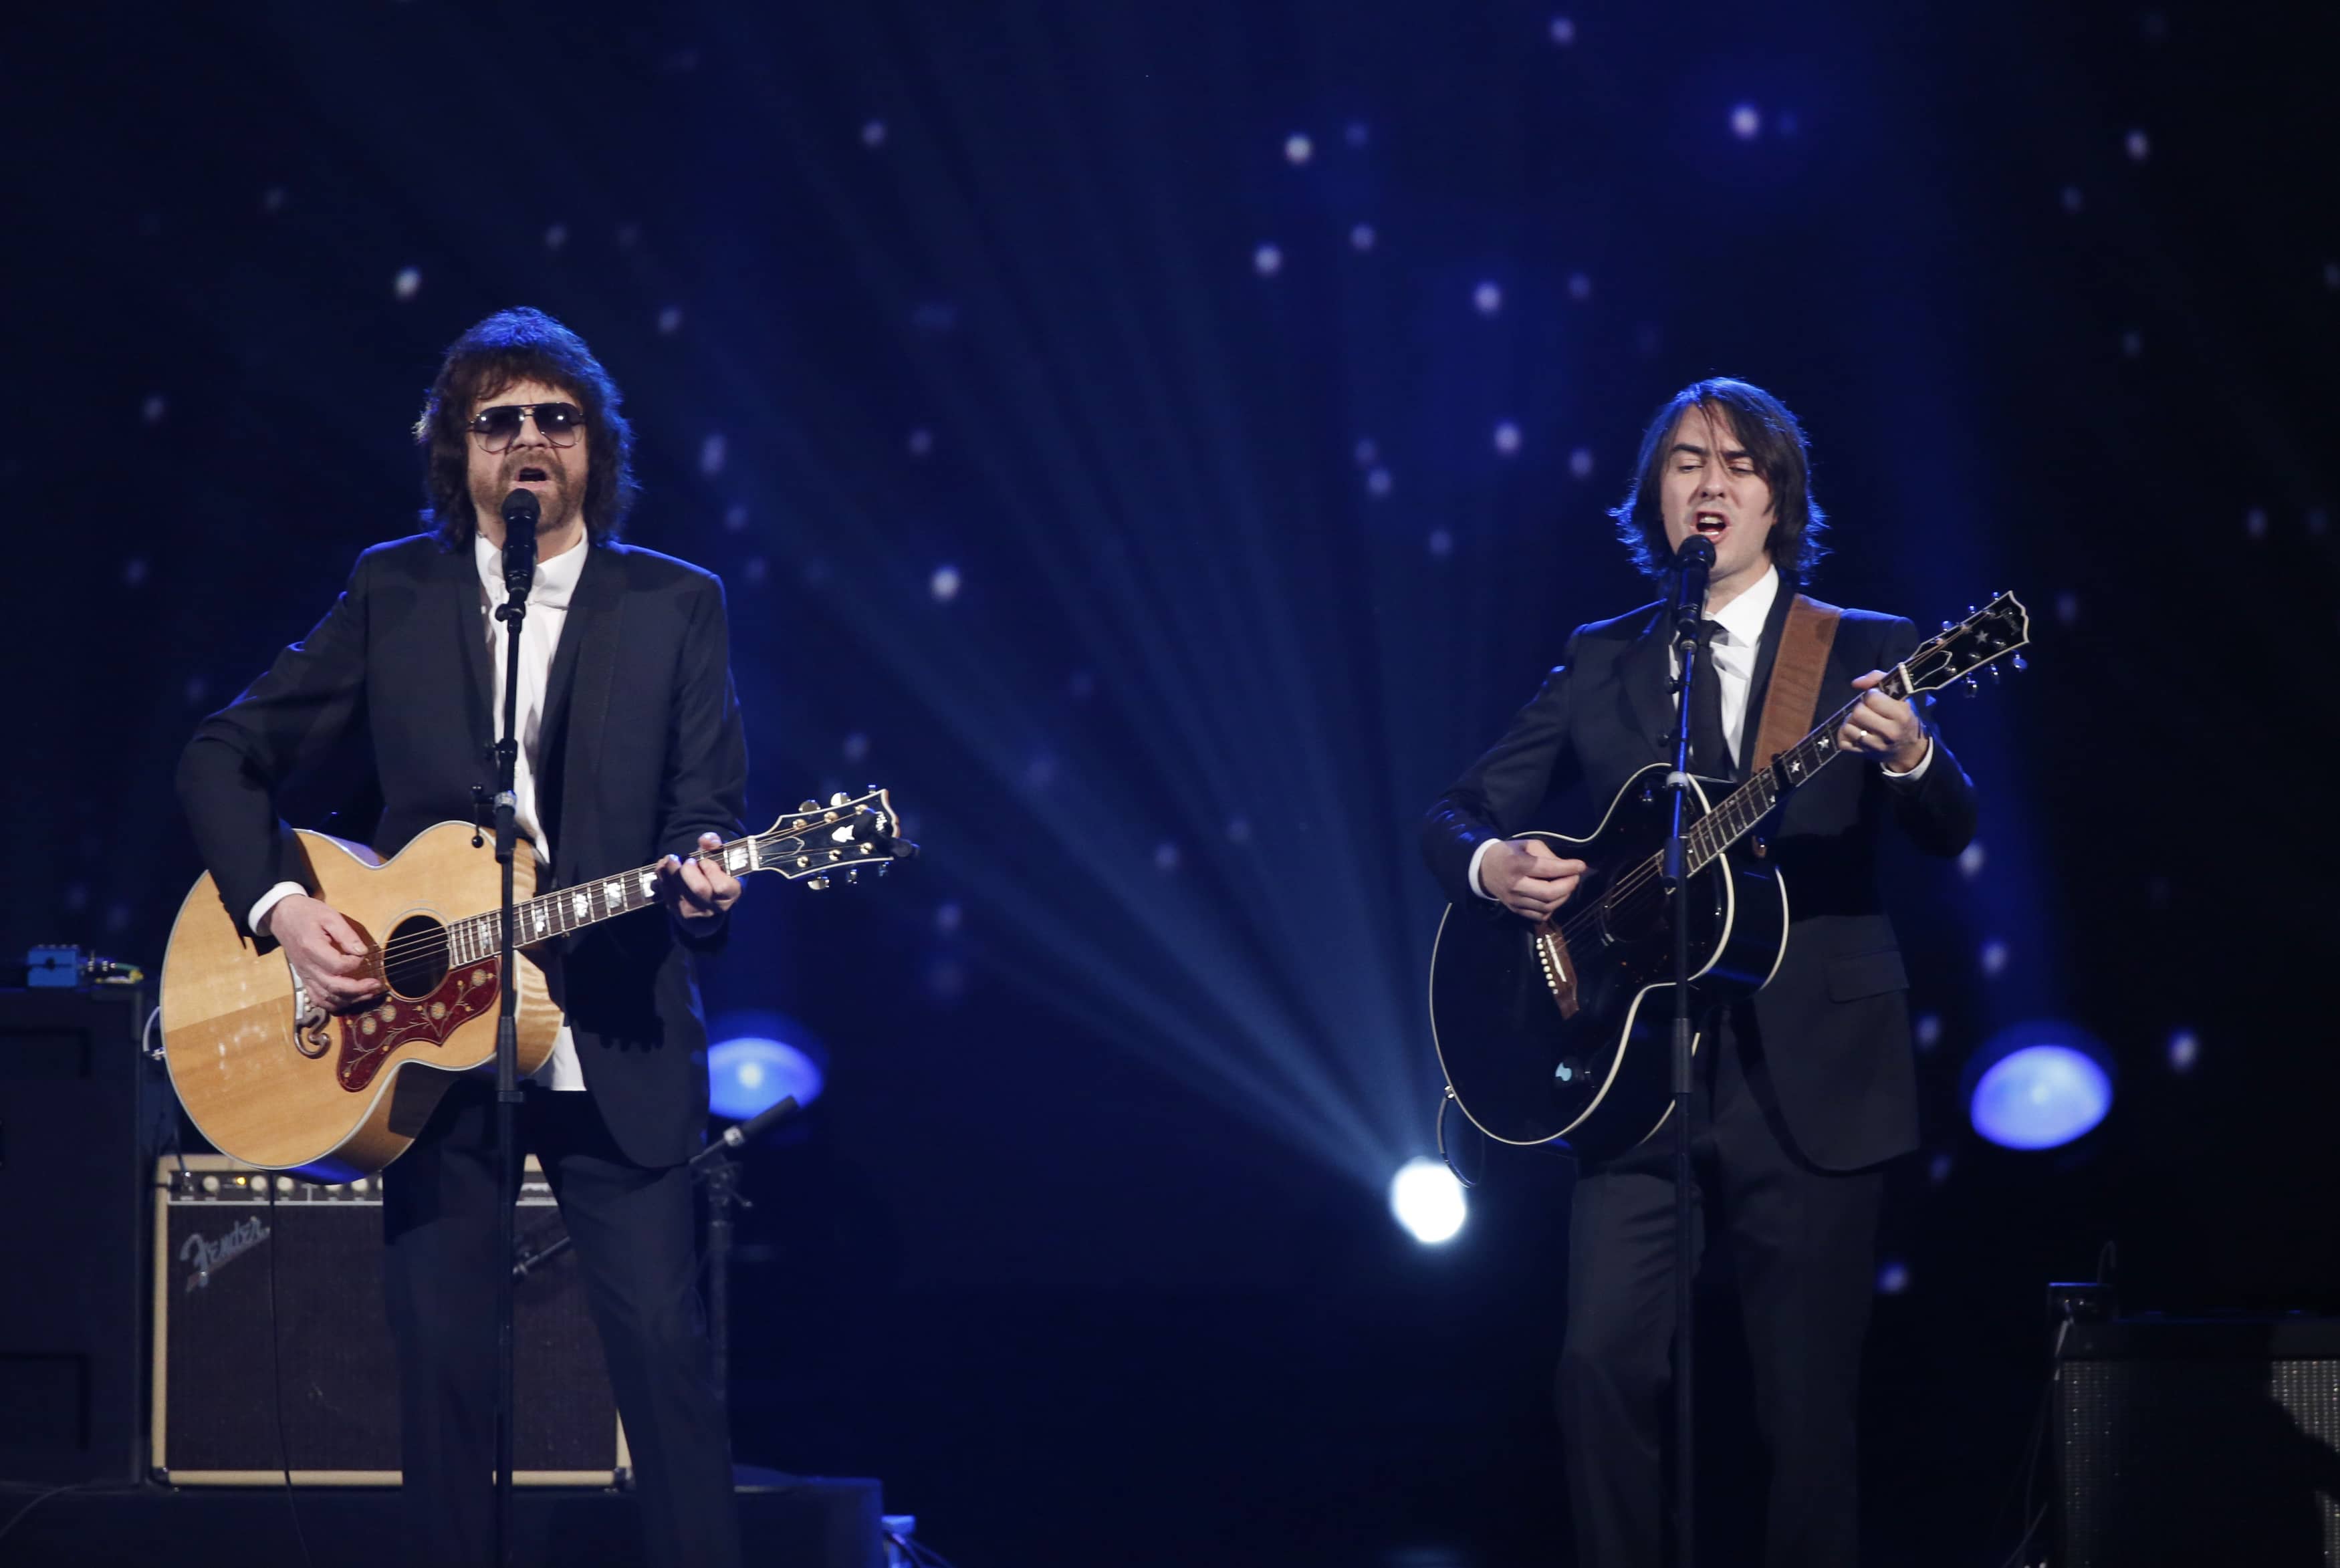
[1749,593,1843,774]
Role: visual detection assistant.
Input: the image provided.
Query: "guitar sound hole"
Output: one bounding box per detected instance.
[382,915,452,1000]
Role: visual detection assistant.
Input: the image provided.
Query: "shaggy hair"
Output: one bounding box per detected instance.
[1609,377,1829,581]
[414,307,638,547]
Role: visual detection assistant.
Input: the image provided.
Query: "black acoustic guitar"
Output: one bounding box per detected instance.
[1427,593,2030,1162]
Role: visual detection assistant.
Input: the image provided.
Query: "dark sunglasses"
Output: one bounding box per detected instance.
[468,402,586,452]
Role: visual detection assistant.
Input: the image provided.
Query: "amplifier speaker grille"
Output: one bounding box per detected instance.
[153,1155,624,1484]
[2058,1319,2340,1565]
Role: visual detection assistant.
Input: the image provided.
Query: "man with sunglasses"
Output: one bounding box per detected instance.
[179,307,747,1568]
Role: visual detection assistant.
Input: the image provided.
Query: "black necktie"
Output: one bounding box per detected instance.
[1688,622,1735,779]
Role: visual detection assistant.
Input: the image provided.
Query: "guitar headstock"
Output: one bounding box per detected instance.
[1897,592,2031,699]
[752,787,914,889]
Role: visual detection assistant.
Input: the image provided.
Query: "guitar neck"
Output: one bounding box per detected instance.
[438,837,768,968]
[1685,688,1883,875]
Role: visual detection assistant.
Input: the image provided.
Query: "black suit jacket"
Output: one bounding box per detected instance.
[176,533,749,1169]
[1420,582,1976,1171]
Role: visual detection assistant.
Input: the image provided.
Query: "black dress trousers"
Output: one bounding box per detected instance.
[1556,1008,1884,1568]
[382,1079,743,1568]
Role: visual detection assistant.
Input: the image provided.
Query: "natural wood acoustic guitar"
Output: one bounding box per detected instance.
[160,789,905,1180]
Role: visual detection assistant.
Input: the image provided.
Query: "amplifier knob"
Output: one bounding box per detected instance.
[201,1174,220,1194]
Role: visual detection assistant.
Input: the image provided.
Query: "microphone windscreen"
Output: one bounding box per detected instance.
[501,488,541,535]
[1675,535,1716,569]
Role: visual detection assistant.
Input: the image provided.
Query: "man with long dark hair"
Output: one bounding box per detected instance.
[1420,378,1978,1567]
[179,307,747,1568]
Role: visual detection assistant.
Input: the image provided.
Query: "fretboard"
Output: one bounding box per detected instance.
[1683,682,1905,873]
[441,836,768,966]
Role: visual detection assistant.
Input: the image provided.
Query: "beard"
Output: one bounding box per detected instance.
[470,457,580,533]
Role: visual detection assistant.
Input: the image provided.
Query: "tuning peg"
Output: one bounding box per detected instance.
[875,862,889,876]
[1967,604,1976,614]
[828,791,850,807]
[1989,665,2000,683]
[2012,654,2026,671]
[1964,677,1980,695]
[846,868,860,885]
[1941,620,1953,631]
[806,876,830,891]
[798,799,818,813]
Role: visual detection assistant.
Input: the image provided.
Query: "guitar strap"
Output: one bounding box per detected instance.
[1748,594,1843,773]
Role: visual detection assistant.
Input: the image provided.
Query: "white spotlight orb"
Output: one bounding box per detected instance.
[1549,16,1576,45]
[861,119,888,148]
[393,267,422,300]
[1389,1157,1467,1245]
[1284,133,1314,165]
[1254,243,1284,277]
[929,564,961,602]
[2125,128,2149,162]
[1730,104,1761,140]
[1472,281,1502,316]
[1958,841,1986,879]
[1365,467,1393,498]
[1493,420,1521,455]
[2168,1030,2200,1073]
[1568,271,1592,301]
[699,432,727,477]
[1350,223,1377,252]
[1427,528,1453,559]
[1980,940,2010,978]
[1568,447,1595,479]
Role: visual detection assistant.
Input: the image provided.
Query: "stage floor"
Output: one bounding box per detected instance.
[0,1473,887,1568]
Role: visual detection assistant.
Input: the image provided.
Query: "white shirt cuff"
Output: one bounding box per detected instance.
[249,881,308,936]
[1880,735,1935,781]
[1467,838,1501,900]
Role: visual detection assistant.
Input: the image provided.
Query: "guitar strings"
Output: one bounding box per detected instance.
[356,840,759,971]
[1552,691,1881,950]
[358,804,887,970]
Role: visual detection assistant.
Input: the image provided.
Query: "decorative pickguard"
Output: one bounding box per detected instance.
[335,961,500,1092]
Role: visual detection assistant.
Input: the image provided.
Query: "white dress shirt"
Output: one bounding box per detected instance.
[1468,566,1930,899]
[250,532,592,1089]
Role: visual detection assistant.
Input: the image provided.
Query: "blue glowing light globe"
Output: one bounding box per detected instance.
[1967,1026,2113,1150]
[707,1035,824,1122]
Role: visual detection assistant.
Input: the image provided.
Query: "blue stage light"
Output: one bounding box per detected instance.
[707,1035,824,1122]
[1964,1022,2113,1150]
[1389,1157,1467,1245]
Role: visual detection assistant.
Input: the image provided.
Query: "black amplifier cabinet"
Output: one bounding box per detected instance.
[2058,1316,2340,1565]
[0,985,161,1485]
[153,1154,627,1484]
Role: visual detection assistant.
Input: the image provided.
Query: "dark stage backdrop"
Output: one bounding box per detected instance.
[5,2,2335,1563]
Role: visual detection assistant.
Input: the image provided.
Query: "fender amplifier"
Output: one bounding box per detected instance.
[152,1154,627,1484]
[2057,1317,2340,1565]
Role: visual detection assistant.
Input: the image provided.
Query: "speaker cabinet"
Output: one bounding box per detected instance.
[2058,1317,2340,1565]
[0,985,160,1485]
[152,1155,626,1484]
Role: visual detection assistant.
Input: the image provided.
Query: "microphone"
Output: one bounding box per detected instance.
[1670,534,1715,636]
[499,489,540,602]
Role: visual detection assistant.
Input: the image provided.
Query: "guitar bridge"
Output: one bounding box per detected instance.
[286,963,331,1059]
[1534,922,1581,1021]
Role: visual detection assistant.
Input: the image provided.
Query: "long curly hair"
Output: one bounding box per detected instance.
[413,307,638,548]
[1608,378,1829,581]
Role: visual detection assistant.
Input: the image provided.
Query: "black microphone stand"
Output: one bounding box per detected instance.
[1661,535,1715,1568]
[484,492,538,1568]
[510,1095,804,1402]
